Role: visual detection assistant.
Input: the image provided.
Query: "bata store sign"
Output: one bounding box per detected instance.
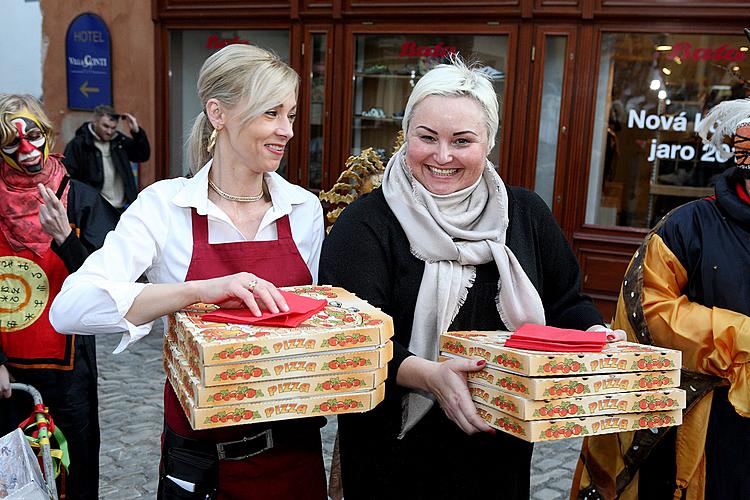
[206,35,250,49]
[399,41,457,57]
[667,42,746,62]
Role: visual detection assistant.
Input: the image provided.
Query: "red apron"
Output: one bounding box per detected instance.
[163,209,327,499]
[0,236,74,369]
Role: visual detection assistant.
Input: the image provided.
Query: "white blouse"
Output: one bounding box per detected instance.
[49,161,324,354]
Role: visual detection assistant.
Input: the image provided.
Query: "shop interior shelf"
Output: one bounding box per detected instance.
[648,183,713,198]
[353,72,420,79]
[354,115,402,123]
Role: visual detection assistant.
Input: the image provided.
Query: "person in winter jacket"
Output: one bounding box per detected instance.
[63,104,150,211]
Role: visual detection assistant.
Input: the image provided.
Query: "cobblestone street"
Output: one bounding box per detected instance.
[96,319,580,499]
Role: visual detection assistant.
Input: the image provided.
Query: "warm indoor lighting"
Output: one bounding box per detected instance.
[656,45,673,51]
[673,57,682,64]
[741,47,749,52]
[650,79,661,90]
[662,67,672,75]
[732,66,741,72]
[658,89,667,100]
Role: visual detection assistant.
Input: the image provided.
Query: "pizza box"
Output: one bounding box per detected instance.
[475,402,682,442]
[468,381,686,420]
[169,285,394,367]
[164,341,387,407]
[440,353,680,400]
[166,357,386,430]
[441,331,681,376]
[170,337,393,388]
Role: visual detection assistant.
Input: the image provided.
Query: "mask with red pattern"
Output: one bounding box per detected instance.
[1,110,49,175]
[697,99,750,180]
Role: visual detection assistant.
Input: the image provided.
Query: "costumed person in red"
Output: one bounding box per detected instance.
[571,97,750,499]
[0,93,118,499]
[50,45,326,499]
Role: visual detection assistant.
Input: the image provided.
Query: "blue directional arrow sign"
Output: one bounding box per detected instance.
[66,13,112,110]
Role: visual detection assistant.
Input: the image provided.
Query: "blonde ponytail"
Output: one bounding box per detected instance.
[187,111,213,175]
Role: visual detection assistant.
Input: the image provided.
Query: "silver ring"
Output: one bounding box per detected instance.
[247,279,257,293]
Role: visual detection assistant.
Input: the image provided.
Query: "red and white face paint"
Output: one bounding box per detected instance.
[1,111,48,175]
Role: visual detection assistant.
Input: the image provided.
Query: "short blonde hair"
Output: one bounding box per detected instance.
[187,44,300,173]
[402,55,499,153]
[0,93,55,150]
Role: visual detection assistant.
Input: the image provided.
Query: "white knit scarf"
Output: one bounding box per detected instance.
[381,146,546,437]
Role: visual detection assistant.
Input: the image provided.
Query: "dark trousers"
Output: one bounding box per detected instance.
[339,402,534,500]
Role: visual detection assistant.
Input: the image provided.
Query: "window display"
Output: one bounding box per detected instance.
[586,33,750,228]
[351,34,508,166]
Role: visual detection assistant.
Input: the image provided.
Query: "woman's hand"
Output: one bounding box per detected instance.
[398,356,495,435]
[38,183,72,245]
[0,365,12,398]
[586,324,627,342]
[194,272,289,317]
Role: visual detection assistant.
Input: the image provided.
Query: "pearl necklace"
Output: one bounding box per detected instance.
[208,178,264,203]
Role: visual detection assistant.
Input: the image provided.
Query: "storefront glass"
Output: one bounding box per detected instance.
[308,33,327,190]
[168,30,290,178]
[351,34,508,166]
[586,33,750,228]
[534,36,567,208]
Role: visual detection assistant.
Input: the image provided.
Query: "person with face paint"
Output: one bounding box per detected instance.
[0,93,118,499]
[572,98,750,500]
[63,104,150,213]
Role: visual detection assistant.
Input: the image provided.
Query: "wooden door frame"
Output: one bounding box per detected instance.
[298,24,336,192]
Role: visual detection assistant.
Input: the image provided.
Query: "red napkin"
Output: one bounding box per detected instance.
[202,290,328,328]
[504,324,607,352]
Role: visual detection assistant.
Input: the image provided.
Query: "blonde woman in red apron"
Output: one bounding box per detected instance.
[50,44,327,499]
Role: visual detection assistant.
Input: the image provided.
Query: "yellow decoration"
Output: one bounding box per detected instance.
[0,256,49,332]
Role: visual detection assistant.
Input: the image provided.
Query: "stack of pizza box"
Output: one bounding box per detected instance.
[439,331,686,442]
[164,285,393,430]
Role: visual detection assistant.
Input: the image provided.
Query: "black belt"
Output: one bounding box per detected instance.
[164,419,324,462]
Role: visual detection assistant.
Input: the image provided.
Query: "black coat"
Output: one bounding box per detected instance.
[62,122,150,206]
[319,186,602,499]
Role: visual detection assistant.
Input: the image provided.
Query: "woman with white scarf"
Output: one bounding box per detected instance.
[319,57,622,499]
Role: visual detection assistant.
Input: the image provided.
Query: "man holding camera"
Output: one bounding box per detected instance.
[63,105,150,212]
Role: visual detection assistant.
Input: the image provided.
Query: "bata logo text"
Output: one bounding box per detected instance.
[668,42,746,62]
[399,41,457,58]
[206,35,250,49]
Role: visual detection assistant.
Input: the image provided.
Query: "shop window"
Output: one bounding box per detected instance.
[534,36,567,208]
[351,34,508,166]
[308,33,327,190]
[168,30,290,178]
[586,33,750,228]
